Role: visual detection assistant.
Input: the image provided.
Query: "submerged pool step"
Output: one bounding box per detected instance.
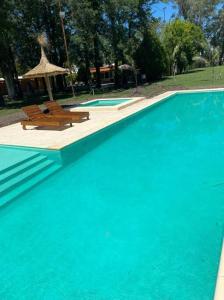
[0,159,55,195]
[0,154,62,207]
[0,151,40,176]
[0,163,61,207]
[0,155,47,185]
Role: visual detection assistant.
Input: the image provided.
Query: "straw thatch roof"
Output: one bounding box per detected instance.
[23,47,68,79]
[119,64,134,71]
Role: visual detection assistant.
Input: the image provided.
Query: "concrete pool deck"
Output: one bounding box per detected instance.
[0,91,174,149]
[1,88,224,150]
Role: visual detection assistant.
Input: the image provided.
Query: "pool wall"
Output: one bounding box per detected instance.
[0,144,62,163]
[60,94,172,165]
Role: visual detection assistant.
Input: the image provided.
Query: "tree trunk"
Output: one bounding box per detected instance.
[93,35,101,88]
[114,60,119,87]
[84,49,90,85]
[92,0,101,88]
[110,14,119,87]
[0,43,19,99]
[3,71,16,99]
[10,47,23,98]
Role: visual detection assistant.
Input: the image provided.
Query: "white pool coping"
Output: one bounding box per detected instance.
[214,241,224,300]
[74,97,145,111]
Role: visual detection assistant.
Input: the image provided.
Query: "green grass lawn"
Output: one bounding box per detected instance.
[1,65,224,119]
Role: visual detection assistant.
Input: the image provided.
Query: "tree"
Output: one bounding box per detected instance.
[163,20,206,74]
[70,0,104,87]
[0,0,21,99]
[135,29,168,81]
[173,0,220,28]
[103,0,125,86]
[103,0,156,86]
[207,7,224,64]
[70,0,157,87]
[12,0,70,90]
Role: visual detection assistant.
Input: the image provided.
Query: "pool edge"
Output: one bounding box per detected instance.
[214,240,224,300]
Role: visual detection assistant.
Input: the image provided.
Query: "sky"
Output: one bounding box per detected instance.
[151,1,178,22]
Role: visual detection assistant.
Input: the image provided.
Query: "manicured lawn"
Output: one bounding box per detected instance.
[1,65,224,119]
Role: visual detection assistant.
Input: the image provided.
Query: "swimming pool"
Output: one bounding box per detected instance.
[0,91,224,299]
[76,97,145,111]
[80,98,131,106]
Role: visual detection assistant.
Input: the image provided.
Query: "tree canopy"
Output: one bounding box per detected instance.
[163,19,205,74]
[1,0,224,99]
[173,0,220,27]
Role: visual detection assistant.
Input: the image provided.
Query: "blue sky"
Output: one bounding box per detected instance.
[151,1,178,22]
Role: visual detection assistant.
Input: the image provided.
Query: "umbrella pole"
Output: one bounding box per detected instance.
[45,76,53,101]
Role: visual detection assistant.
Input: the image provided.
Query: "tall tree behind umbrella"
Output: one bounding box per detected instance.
[0,0,22,99]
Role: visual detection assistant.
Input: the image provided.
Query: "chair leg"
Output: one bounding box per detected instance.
[70,123,72,127]
[22,125,26,130]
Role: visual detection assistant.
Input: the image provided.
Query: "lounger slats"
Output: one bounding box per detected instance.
[44,101,90,121]
[21,105,73,129]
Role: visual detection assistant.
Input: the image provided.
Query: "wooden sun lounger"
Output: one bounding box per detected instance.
[21,105,73,130]
[44,101,90,121]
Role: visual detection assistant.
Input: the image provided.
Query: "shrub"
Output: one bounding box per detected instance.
[192,56,208,68]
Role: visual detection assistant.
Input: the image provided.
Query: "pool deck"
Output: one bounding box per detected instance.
[0,88,224,151]
[0,91,174,150]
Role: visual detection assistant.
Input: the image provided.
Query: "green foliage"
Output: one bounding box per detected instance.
[65,72,77,85]
[76,65,90,83]
[2,0,223,100]
[11,0,70,72]
[135,30,168,81]
[206,8,224,64]
[192,56,208,68]
[163,19,206,73]
[69,0,155,86]
[69,0,104,87]
[208,47,220,66]
[173,0,220,27]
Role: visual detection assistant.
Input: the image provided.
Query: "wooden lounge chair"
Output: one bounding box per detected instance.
[21,105,73,130]
[44,101,89,122]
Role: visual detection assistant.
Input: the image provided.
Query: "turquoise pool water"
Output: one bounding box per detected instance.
[80,98,131,106]
[1,91,224,299]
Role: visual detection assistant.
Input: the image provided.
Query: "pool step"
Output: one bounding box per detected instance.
[0,154,61,207]
[0,151,40,175]
[0,155,47,185]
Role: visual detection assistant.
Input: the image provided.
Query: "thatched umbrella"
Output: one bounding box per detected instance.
[119,64,134,71]
[23,35,68,100]
[119,64,138,87]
